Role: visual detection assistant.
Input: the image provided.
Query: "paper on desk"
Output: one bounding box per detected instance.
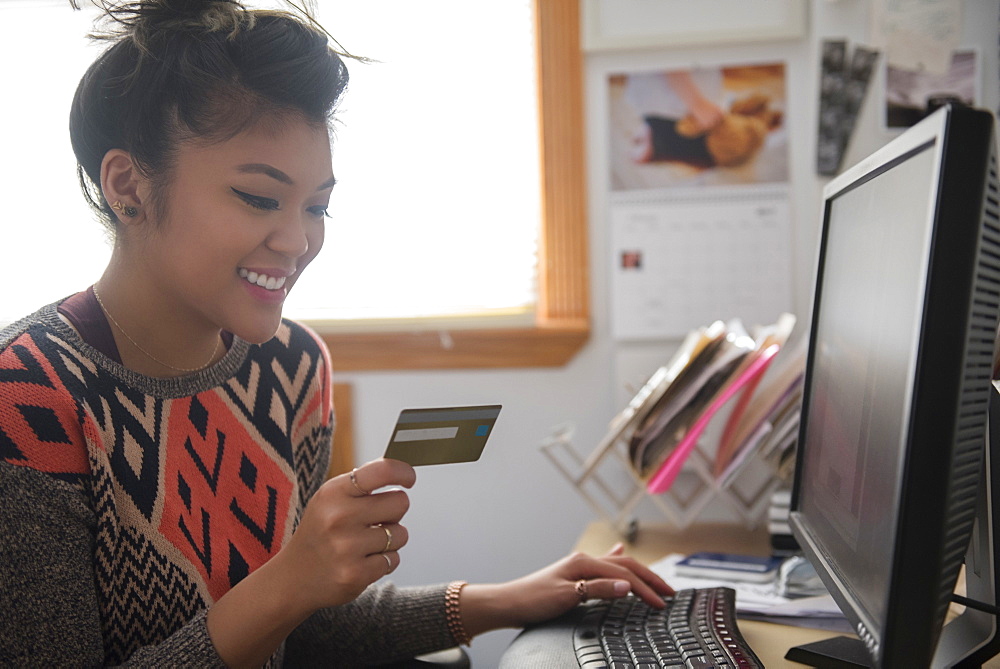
[651,554,849,629]
[755,594,845,618]
[740,612,856,634]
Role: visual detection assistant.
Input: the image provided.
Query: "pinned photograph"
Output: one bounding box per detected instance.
[885,49,979,128]
[608,62,788,191]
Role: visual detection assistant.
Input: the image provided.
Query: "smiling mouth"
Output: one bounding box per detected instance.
[238,268,288,291]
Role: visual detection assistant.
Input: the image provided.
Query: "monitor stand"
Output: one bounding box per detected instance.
[783,635,872,668]
[785,382,1000,668]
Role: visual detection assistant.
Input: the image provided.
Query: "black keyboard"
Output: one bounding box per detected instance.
[572,587,763,668]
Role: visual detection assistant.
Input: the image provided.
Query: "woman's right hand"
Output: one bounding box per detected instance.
[279,458,416,611]
[207,458,415,668]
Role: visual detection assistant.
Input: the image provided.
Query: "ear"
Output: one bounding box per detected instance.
[100,149,147,223]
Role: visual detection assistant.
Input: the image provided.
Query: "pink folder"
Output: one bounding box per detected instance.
[646,344,781,495]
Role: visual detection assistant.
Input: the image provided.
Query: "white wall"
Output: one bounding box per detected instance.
[338,2,1000,665]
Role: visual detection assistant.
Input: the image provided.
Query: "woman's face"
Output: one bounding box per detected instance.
[133,118,334,344]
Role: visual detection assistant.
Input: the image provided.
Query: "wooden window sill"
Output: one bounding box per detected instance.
[318,319,589,371]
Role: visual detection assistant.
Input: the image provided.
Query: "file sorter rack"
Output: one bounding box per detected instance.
[540,417,781,543]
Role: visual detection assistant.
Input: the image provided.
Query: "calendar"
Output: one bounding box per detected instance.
[610,188,794,340]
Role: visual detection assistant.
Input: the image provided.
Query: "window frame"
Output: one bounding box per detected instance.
[314,0,589,371]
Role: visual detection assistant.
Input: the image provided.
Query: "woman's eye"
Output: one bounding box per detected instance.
[308,205,331,218]
[232,188,279,211]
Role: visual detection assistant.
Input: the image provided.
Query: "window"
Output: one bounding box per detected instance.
[316,0,589,370]
[289,0,540,325]
[0,0,588,369]
[1,2,108,321]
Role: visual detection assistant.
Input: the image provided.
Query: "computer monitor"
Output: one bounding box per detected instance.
[788,104,1000,668]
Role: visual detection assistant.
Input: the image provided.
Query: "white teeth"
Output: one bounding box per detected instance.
[238,268,288,291]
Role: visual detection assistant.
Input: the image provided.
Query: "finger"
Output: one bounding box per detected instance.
[587,568,666,608]
[604,542,625,557]
[349,459,417,496]
[579,578,634,602]
[339,488,411,532]
[605,555,674,596]
[575,558,673,607]
[627,577,671,609]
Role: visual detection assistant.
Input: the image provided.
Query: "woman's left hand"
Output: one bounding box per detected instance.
[459,545,674,636]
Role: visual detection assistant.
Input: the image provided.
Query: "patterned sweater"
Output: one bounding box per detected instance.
[0,302,456,667]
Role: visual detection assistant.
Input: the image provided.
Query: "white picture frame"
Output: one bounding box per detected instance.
[582,0,808,52]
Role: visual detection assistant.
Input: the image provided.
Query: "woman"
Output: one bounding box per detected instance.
[0,0,671,666]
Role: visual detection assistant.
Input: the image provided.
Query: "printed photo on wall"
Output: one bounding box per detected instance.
[885,49,979,128]
[608,62,788,191]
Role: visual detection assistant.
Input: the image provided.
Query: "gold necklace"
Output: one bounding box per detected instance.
[92,286,221,373]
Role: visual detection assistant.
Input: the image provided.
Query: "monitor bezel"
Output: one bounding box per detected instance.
[789,104,998,667]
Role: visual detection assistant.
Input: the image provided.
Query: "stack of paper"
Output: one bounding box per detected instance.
[714,330,806,488]
[628,319,756,479]
[619,314,798,494]
[651,553,852,633]
[767,488,798,554]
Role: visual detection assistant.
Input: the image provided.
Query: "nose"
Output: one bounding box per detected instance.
[267,212,312,259]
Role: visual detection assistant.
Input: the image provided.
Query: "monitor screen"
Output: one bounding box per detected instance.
[798,145,936,629]
[790,104,1000,667]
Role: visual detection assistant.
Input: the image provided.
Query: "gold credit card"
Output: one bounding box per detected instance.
[383,405,502,466]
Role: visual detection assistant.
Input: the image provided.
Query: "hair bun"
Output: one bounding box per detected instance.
[89,0,254,40]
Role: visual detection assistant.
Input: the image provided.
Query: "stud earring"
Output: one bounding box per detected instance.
[111,200,138,218]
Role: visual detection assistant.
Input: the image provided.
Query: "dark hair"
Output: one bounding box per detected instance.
[69,0,351,232]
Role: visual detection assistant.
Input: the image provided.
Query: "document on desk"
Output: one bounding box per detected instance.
[610,187,793,340]
[652,553,852,633]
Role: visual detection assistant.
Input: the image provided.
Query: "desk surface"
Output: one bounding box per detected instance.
[573,521,1000,668]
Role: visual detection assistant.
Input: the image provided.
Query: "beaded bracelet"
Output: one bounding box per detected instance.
[445,580,471,646]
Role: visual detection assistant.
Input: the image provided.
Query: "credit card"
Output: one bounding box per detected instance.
[383,405,502,466]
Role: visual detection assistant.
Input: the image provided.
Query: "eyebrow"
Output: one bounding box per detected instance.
[236,163,337,191]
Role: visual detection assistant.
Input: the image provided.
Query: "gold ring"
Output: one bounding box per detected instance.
[382,553,393,575]
[350,468,371,495]
[380,524,392,553]
[575,579,589,602]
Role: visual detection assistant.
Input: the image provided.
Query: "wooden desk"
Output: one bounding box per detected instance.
[574,521,1000,668]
